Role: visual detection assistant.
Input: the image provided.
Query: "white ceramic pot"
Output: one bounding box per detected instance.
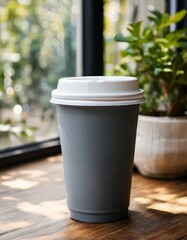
[134,115,187,179]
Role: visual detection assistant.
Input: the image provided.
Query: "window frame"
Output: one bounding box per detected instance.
[0,138,61,168]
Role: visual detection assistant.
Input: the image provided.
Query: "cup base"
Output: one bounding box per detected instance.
[69,209,128,223]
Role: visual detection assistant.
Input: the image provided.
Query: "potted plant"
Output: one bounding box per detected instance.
[115,9,187,178]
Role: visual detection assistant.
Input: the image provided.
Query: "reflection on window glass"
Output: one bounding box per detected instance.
[0,0,77,150]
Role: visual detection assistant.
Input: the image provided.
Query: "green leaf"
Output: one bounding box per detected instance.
[121,47,136,56]
[114,33,138,43]
[150,10,162,19]
[131,21,142,37]
[161,13,170,26]
[162,10,187,28]
[147,16,157,23]
[155,38,168,44]
[176,70,184,76]
[179,38,187,48]
[170,9,187,24]
[163,68,172,72]
[114,33,126,42]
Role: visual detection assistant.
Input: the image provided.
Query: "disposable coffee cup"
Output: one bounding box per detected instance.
[50,76,145,223]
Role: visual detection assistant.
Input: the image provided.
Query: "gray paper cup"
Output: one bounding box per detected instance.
[50,76,145,223]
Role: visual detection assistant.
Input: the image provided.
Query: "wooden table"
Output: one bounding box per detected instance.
[0,156,187,240]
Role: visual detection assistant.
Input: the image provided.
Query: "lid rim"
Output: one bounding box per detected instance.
[58,76,137,82]
[50,97,145,106]
[51,89,144,101]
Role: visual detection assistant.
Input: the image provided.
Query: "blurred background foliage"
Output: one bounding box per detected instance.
[104,0,128,76]
[0,0,76,145]
[1,0,160,148]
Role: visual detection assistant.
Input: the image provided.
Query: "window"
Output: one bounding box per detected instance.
[1,0,179,167]
[0,0,80,166]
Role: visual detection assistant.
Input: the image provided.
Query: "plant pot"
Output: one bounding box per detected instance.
[134,115,187,179]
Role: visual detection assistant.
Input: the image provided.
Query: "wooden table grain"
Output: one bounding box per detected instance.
[0,156,187,240]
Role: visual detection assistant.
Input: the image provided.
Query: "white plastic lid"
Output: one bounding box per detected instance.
[50,76,145,106]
